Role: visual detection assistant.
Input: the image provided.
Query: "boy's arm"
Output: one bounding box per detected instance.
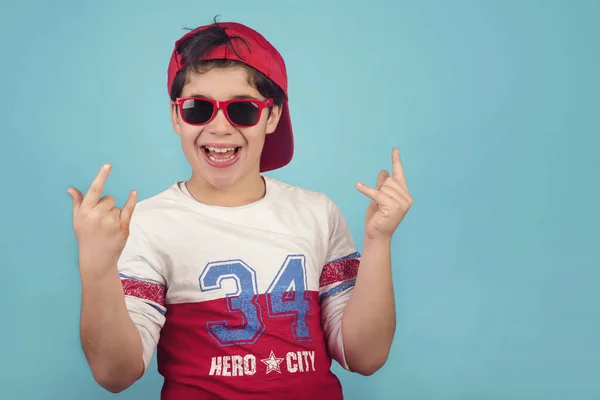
[69,166,166,393]
[340,237,395,375]
[80,268,145,393]
[343,148,412,374]
[319,203,393,376]
[80,220,167,393]
[321,148,412,375]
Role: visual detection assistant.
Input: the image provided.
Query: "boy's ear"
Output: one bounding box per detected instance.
[265,105,282,135]
[170,101,182,135]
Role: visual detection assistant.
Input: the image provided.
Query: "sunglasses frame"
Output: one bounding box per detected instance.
[175,97,274,127]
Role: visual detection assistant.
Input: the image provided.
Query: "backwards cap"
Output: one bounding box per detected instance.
[167,22,294,172]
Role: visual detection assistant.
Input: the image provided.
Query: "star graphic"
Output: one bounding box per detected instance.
[261,350,284,374]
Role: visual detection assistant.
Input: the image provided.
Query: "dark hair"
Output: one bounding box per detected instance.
[169,18,286,108]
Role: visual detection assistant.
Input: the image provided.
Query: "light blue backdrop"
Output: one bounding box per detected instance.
[1,0,598,399]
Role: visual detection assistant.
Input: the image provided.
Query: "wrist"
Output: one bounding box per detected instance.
[363,234,392,248]
[79,261,119,287]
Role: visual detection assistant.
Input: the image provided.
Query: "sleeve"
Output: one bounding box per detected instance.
[117,218,167,373]
[319,198,361,370]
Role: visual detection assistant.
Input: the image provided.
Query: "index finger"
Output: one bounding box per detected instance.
[391,148,408,189]
[81,164,112,209]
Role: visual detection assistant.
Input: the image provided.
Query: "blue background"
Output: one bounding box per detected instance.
[1,0,599,399]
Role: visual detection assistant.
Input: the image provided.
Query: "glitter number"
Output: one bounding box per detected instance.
[199,255,312,346]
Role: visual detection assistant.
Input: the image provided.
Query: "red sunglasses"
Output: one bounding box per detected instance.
[175,97,274,127]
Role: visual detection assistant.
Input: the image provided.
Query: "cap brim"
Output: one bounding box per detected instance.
[260,101,293,172]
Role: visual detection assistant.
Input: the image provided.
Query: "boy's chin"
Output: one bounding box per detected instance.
[205,175,241,190]
[198,167,246,190]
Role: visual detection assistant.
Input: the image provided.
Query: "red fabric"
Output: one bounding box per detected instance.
[319,258,360,288]
[121,277,165,306]
[157,292,343,400]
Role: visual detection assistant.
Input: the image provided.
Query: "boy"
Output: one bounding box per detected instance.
[68,20,412,399]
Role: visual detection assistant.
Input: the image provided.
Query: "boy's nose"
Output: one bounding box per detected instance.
[206,108,234,136]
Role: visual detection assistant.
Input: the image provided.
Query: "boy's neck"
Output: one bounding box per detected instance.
[184,173,267,207]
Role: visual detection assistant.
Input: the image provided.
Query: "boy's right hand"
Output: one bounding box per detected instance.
[68,164,137,280]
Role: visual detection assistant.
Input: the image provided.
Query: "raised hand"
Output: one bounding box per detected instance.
[356,148,413,241]
[68,164,137,279]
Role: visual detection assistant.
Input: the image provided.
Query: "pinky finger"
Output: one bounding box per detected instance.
[120,190,138,233]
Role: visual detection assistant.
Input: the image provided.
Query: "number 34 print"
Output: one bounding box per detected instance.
[199,255,312,346]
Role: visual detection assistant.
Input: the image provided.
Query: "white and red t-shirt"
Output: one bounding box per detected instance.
[118,176,360,399]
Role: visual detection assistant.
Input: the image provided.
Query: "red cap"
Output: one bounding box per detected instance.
[167,22,293,172]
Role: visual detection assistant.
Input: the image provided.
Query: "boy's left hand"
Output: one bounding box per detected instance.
[356,148,413,241]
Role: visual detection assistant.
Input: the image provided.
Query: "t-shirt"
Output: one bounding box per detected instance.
[118,176,361,399]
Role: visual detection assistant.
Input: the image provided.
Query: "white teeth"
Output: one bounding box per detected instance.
[203,146,239,163]
[206,146,236,153]
[208,153,236,162]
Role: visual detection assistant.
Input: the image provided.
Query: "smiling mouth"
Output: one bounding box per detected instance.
[201,146,242,163]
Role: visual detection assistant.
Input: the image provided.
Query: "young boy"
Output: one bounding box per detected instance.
[68,20,412,399]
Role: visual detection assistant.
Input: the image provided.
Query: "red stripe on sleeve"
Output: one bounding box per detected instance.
[319,257,360,288]
[121,278,166,306]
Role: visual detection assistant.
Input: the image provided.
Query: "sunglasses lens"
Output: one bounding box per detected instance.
[227,102,260,126]
[181,99,214,124]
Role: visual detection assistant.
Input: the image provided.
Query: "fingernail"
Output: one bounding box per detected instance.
[132,190,138,196]
[103,164,111,170]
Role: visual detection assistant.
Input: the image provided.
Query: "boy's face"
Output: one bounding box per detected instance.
[171,67,281,190]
